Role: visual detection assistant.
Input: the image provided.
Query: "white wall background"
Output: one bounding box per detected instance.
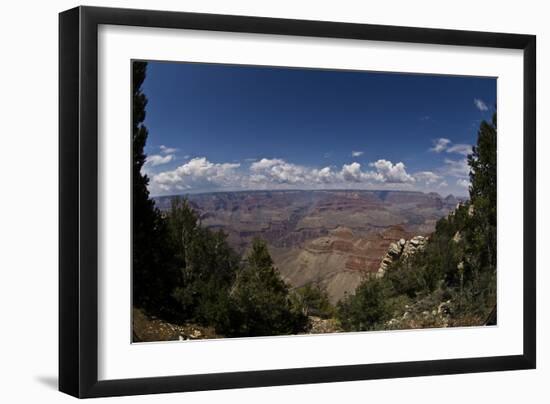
[0,0,546,402]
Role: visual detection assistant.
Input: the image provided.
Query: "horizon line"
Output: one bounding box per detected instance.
[151,188,469,199]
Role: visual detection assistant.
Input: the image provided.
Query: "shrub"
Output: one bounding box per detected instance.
[291,282,335,319]
[337,277,392,331]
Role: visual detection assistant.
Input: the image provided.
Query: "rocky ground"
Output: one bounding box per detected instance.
[132,308,220,342]
[383,291,490,330]
[307,316,342,334]
[133,308,343,342]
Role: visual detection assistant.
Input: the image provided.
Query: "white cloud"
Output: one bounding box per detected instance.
[443,158,470,178]
[152,157,240,192]
[414,171,442,185]
[250,158,309,184]
[248,158,415,187]
[339,162,386,183]
[430,138,472,156]
[351,151,364,157]
[474,98,489,111]
[250,158,342,186]
[250,158,284,171]
[446,144,472,156]
[430,138,451,153]
[438,181,448,188]
[159,145,178,154]
[145,154,174,167]
[369,160,415,183]
[457,178,470,188]
[311,166,337,184]
[341,162,367,182]
[148,156,425,195]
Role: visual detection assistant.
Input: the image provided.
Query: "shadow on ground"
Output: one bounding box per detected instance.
[36,375,58,390]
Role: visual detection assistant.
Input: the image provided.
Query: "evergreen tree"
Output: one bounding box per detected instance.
[469,113,497,219]
[168,197,239,325]
[460,113,497,317]
[132,62,180,316]
[467,113,497,273]
[224,238,307,337]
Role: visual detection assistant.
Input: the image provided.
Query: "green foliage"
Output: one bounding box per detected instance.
[452,113,497,319]
[221,238,308,337]
[337,277,393,331]
[167,197,239,326]
[449,269,497,319]
[337,113,498,330]
[291,282,335,319]
[465,114,497,279]
[132,61,181,318]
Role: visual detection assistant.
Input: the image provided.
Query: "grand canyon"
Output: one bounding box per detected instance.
[131,61,496,341]
[155,190,464,303]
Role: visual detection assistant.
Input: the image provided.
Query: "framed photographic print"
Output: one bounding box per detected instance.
[59,6,536,398]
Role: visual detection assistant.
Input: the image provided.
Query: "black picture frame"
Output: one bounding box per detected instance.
[59,6,536,398]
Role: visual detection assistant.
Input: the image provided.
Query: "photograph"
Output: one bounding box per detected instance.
[0,0,542,401]
[131,60,497,342]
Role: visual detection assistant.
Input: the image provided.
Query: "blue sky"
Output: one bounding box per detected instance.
[140,61,496,197]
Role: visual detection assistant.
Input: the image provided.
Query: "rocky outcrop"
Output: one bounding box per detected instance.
[377,235,427,276]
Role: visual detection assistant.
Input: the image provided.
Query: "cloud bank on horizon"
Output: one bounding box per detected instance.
[144,149,472,196]
[139,61,496,197]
